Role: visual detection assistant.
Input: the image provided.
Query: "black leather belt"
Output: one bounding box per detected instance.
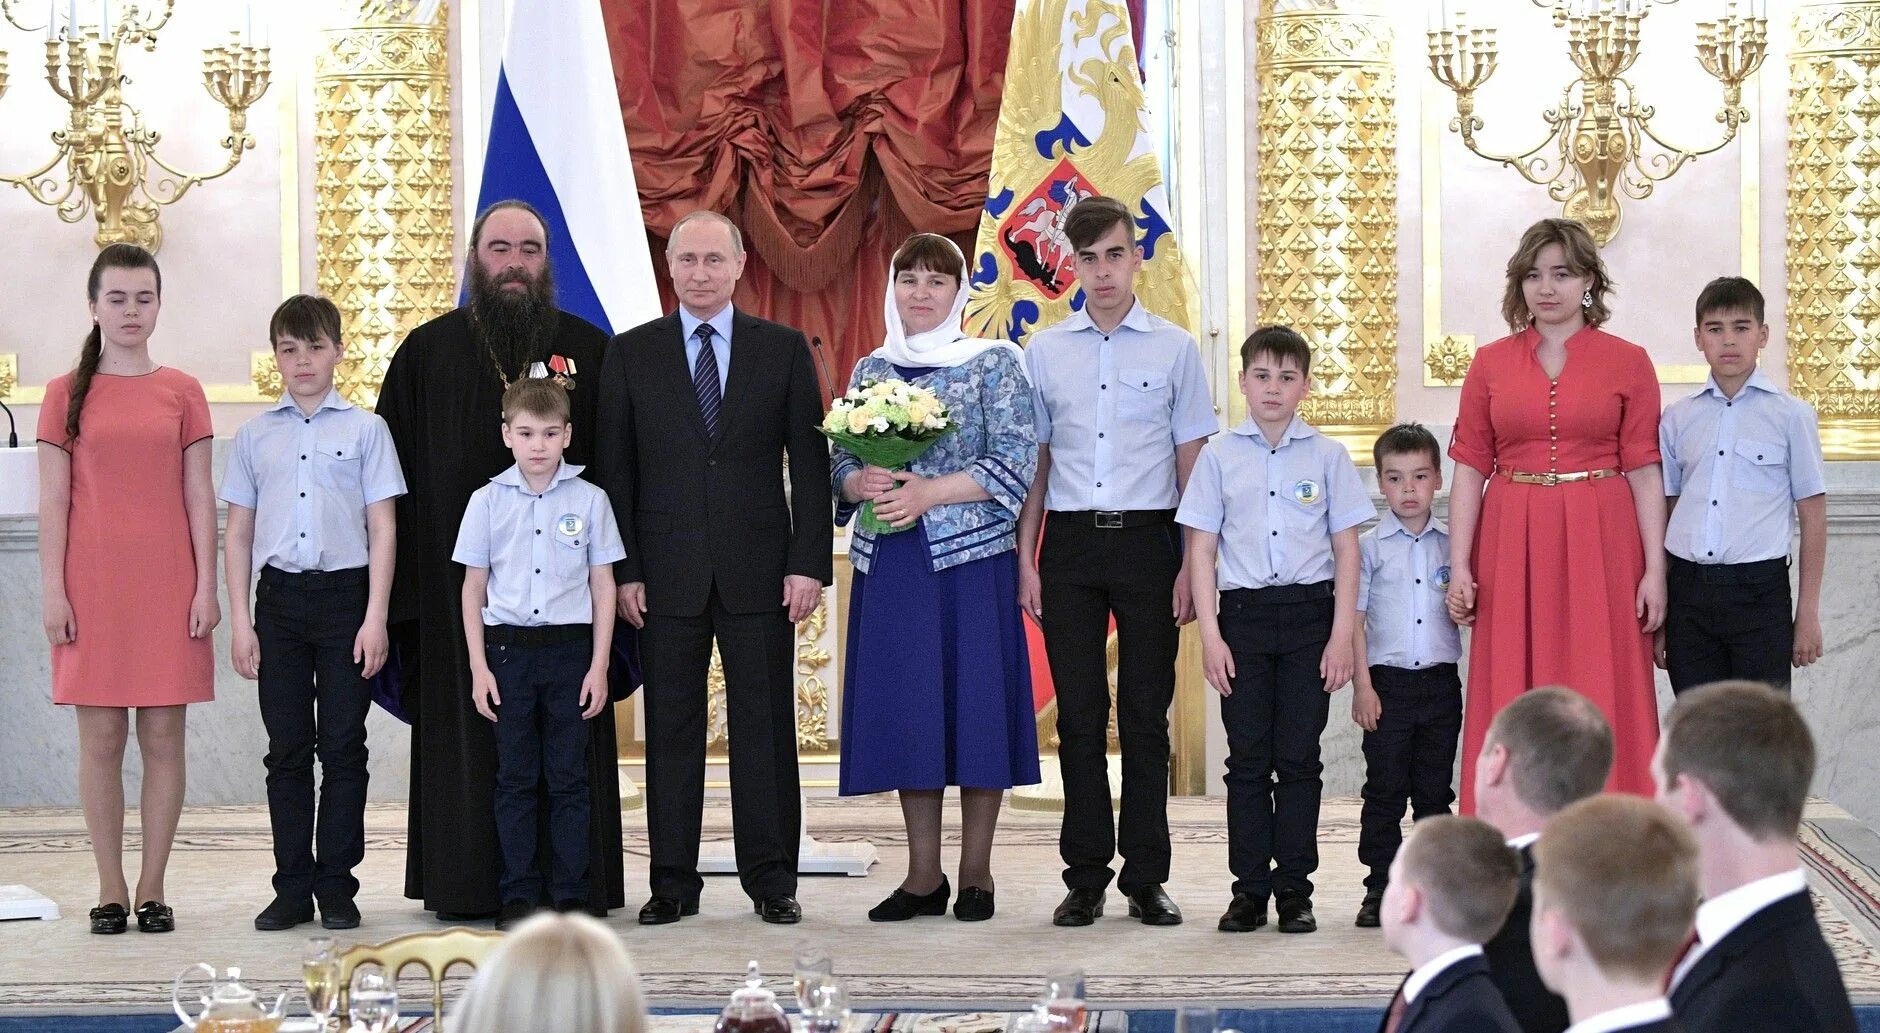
[1224,581,1335,605]
[1668,554,1788,586]
[259,565,367,589]
[1051,509,1176,529]
[484,623,592,647]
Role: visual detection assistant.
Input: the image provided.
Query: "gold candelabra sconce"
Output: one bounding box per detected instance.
[0,0,271,252]
[1427,0,1767,244]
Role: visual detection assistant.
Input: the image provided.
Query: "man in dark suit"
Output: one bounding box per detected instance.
[1533,797,1698,1033]
[1657,681,1857,1033]
[1375,816,1522,1033]
[594,209,832,926]
[1474,688,1614,1033]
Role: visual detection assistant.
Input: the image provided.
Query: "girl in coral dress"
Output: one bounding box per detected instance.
[1445,218,1667,808]
[37,244,219,934]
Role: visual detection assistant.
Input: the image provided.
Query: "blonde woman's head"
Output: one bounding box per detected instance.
[451,913,647,1033]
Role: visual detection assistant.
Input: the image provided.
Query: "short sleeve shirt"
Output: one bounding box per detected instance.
[1358,512,1463,669]
[452,462,626,627]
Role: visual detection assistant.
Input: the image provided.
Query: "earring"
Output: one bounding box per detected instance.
[1581,289,1593,309]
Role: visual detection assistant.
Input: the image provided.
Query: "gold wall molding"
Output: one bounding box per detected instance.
[1254,7,1398,451]
[0,354,16,401]
[312,1,455,410]
[1423,333,1476,387]
[1789,2,1880,458]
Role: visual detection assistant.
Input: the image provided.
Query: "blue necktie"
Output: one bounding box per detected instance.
[692,323,722,438]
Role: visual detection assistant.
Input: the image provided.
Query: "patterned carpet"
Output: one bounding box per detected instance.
[1,796,1876,1016]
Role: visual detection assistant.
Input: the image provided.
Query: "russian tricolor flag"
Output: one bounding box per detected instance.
[474,0,659,335]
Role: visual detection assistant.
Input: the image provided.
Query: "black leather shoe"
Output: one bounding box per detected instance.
[319,898,361,930]
[755,895,802,924]
[89,903,128,935]
[869,876,949,921]
[1355,892,1383,928]
[1125,885,1183,926]
[135,901,175,933]
[954,886,995,922]
[254,896,315,931]
[436,909,497,922]
[1217,893,1268,932]
[495,899,535,931]
[637,896,698,925]
[1052,888,1106,927]
[1276,894,1317,933]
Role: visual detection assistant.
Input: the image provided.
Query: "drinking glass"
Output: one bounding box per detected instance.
[302,936,341,1032]
[800,977,851,1033]
[1042,967,1087,1033]
[793,940,835,1012]
[348,969,398,1033]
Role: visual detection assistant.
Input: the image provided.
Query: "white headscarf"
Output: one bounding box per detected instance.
[873,237,1027,376]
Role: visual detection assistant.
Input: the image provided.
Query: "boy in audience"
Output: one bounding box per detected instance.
[1656,680,1856,1033]
[1658,276,1827,692]
[1531,797,1698,1033]
[1476,687,1614,1033]
[1377,815,1522,1032]
[1351,423,1464,928]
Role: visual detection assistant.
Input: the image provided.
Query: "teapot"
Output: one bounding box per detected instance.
[713,961,790,1033]
[172,964,287,1033]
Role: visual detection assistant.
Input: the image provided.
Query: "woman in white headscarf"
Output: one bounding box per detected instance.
[831,233,1041,923]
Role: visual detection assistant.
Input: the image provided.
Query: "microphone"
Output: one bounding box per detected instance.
[809,335,837,406]
[0,397,15,449]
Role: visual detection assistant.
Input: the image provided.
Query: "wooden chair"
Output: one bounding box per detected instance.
[337,926,504,1032]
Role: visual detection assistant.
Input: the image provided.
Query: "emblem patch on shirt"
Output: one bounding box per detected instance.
[557,514,585,539]
[1435,565,1452,591]
[1293,479,1322,505]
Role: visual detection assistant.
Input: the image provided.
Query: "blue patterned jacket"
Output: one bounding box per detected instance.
[830,348,1038,574]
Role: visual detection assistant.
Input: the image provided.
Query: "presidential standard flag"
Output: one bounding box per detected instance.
[474,0,658,335]
[963,0,1198,348]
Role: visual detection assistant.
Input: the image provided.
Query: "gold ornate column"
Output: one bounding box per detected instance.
[307,0,456,409]
[1789,3,1880,458]
[1254,2,1398,453]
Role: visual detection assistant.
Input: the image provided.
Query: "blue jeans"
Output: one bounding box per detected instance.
[485,635,593,903]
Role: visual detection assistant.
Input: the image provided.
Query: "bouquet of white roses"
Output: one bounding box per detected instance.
[820,378,954,535]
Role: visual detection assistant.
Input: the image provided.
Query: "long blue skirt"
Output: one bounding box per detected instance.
[838,525,1041,795]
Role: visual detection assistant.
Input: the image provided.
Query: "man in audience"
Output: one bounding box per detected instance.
[1531,796,1697,1033]
[1656,680,1857,1033]
[1377,815,1523,1032]
[1475,687,1614,1033]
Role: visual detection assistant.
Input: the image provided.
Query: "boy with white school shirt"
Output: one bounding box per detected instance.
[1531,796,1698,1033]
[222,294,406,932]
[1658,276,1827,692]
[1656,680,1856,1033]
[1376,816,1522,1033]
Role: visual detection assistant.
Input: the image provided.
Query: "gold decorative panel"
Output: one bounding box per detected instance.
[1423,333,1476,388]
[1254,6,1399,448]
[313,2,455,410]
[700,601,834,754]
[0,354,16,401]
[1788,3,1880,458]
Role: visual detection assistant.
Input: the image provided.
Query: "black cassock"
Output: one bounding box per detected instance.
[376,307,624,914]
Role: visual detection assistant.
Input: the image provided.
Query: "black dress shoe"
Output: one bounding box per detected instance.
[1125,885,1183,926]
[755,895,802,924]
[1217,893,1268,933]
[869,876,949,921]
[436,909,497,923]
[495,899,535,931]
[554,898,609,919]
[89,903,128,935]
[254,896,315,931]
[319,898,361,930]
[1355,892,1383,928]
[953,886,995,922]
[135,901,174,933]
[1052,888,1106,927]
[638,896,698,925]
[1276,894,1317,933]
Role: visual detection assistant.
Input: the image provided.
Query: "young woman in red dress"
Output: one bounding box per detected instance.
[1445,218,1667,808]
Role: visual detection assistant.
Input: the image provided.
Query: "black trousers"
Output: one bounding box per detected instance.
[641,589,799,902]
[1038,514,1181,894]
[1357,663,1462,892]
[254,565,373,904]
[1218,586,1334,901]
[1665,555,1793,694]
[486,634,593,903]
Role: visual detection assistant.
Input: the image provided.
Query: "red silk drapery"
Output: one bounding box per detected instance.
[604,0,1018,386]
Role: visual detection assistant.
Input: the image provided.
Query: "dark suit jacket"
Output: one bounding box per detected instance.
[1485,845,1572,1033]
[1669,891,1857,1033]
[1381,956,1522,1033]
[594,308,833,617]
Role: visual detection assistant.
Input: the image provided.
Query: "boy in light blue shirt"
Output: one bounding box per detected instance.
[1179,325,1372,936]
[453,378,624,929]
[1349,423,1464,930]
[1658,277,1828,693]
[221,294,406,932]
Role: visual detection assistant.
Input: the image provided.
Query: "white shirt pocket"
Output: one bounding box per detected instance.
[1732,437,1788,496]
[1116,367,1170,423]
